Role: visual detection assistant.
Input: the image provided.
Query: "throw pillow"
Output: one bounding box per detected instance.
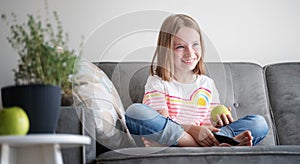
[73,59,136,150]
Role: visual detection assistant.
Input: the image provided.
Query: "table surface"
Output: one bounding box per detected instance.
[0,134,91,148]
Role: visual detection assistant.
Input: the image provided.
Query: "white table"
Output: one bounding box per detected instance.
[0,134,91,164]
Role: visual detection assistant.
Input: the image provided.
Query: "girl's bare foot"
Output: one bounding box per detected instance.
[234,130,253,146]
[141,137,166,147]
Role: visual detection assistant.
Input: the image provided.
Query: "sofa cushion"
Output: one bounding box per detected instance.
[264,62,300,145]
[96,146,300,164]
[73,60,136,150]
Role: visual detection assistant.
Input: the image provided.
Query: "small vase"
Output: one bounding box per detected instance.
[1,84,61,134]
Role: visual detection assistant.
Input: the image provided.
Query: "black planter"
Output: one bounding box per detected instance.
[1,84,61,133]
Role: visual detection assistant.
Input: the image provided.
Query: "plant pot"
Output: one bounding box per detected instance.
[1,84,61,134]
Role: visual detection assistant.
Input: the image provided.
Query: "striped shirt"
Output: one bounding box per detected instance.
[143,75,220,126]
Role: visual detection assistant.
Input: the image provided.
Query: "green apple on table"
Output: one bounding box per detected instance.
[0,106,30,135]
[211,105,231,123]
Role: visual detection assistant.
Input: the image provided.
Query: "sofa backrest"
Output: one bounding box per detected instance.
[96,62,276,146]
[264,62,300,145]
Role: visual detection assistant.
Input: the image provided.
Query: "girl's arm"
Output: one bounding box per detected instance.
[182,124,220,147]
[209,80,234,127]
[156,109,170,118]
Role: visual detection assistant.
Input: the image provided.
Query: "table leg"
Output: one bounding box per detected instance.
[1,144,64,164]
[1,144,17,164]
[41,144,64,164]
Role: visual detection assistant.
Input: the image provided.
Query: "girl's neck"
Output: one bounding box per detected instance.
[173,72,197,84]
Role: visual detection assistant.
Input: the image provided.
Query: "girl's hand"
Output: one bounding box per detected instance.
[186,125,220,147]
[211,107,234,128]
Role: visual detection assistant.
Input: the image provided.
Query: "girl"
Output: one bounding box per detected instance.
[125,14,268,147]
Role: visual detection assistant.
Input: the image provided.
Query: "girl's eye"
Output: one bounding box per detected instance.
[193,43,200,46]
[175,45,184,49]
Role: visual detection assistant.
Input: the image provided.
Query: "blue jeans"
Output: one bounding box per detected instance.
[125,103,269,146]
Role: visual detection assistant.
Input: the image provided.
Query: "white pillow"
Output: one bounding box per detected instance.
[73,59,136,149]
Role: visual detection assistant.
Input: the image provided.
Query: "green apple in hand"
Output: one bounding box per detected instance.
[211,105,231,123]
[0,106,30,135]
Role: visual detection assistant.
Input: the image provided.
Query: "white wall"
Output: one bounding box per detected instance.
[1,0,300,107]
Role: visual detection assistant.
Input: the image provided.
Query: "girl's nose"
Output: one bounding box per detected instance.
[185,46,195,56]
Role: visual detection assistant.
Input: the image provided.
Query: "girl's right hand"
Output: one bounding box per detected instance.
[186,125,220,147]
[211,107,234,128]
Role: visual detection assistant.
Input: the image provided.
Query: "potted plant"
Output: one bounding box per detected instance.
[1,7,79,133]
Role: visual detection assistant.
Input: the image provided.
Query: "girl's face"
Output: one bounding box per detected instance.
[172,27,201,74]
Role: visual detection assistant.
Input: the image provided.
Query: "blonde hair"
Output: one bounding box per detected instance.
[150,14,205,81]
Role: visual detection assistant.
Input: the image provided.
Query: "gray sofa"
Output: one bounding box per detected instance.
[56,62,300,164]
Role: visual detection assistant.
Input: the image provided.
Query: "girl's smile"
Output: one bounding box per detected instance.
[181,58,197,64]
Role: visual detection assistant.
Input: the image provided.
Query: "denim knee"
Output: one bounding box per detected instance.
[246,114,269,145]
[125,103,184,146]
[125,103,159,120]
[247,115,268,136]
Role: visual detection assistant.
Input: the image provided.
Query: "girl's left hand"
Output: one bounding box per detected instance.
[211,107,234,128]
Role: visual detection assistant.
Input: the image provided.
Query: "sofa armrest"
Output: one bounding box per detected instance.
[56,106,97,164]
